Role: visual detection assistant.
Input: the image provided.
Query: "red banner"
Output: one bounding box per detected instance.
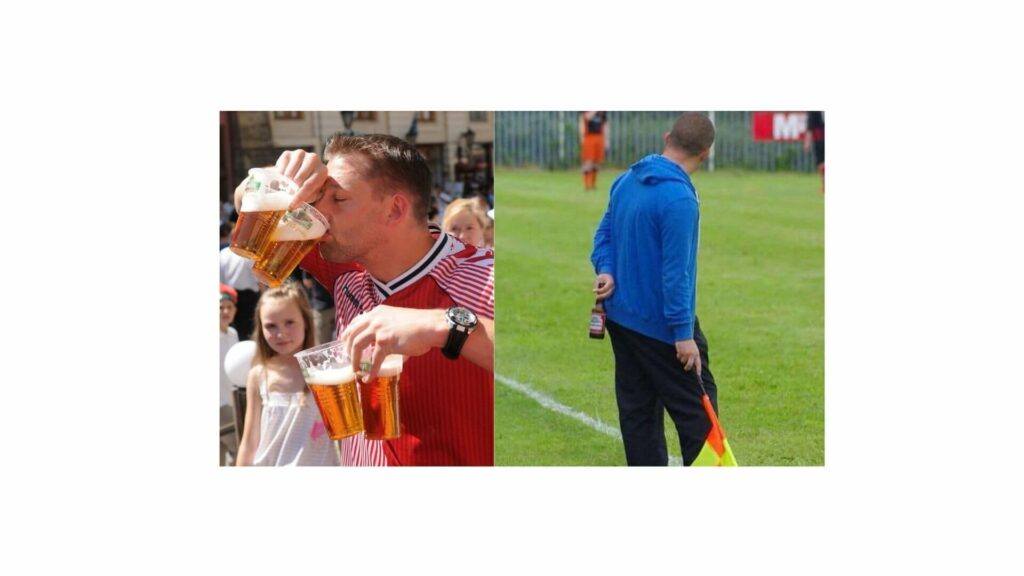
[752,112,808,141]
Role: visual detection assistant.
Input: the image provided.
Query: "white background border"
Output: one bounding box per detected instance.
[3,1,1022,574]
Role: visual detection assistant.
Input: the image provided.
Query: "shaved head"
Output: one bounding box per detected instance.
[666,112,716,157]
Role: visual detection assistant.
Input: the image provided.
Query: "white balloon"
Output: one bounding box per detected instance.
[224,340,257,386]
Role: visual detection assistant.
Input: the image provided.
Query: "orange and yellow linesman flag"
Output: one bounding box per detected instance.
[692,373,738,466]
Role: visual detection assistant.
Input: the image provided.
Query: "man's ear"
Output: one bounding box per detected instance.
[663,131,671,147]
[387,193,411,225]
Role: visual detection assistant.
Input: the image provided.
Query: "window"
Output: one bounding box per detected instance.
[469,111,488,122]
[354,112,377,121]
[273,111,304,120]
[417,112,437,122]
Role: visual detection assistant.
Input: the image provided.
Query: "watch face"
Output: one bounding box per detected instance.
[449,306,477,327]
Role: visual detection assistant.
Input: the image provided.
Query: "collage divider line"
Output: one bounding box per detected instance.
[495,373,683,466]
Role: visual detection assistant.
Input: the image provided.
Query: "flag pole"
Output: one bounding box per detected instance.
[695,369,709,396]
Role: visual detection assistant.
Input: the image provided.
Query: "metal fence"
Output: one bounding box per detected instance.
[495,111,816,172]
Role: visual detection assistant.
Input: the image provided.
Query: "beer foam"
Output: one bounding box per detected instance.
[270,211,328,241]
[240,192,292,213]
[305,366,356,386]
[248,168,298,192]
[377,355,404,377]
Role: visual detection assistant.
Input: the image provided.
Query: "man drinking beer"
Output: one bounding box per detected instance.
[267,134,494,466]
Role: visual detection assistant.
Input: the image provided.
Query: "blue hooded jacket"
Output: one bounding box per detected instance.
[591,154,700,344]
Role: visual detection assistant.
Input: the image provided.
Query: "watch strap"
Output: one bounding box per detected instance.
[442,326,470,360]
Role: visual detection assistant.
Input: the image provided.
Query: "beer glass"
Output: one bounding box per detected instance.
[294,342,363,440]
[359,355,403,440]
[229,168,296,259]
[251,202,328,287]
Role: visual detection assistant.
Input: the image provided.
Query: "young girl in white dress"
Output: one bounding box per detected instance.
[236,282,339,466]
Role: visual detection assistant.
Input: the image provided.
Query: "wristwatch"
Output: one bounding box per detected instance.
[442,306,478,360]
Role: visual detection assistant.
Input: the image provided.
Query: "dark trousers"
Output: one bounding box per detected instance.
[607,318,717,466]
[232,289,259,341]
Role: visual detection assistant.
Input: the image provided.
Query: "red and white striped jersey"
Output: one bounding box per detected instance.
[299,248,362,295]
[301,227,494,466]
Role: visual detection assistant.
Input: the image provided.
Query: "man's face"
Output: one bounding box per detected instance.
[697,147,711,166]
[312,154,390,263]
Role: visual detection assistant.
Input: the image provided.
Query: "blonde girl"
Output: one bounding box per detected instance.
[443,198,491,248]
[236,282,339,466]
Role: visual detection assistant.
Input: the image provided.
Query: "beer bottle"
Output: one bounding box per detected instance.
[589,299,606,339]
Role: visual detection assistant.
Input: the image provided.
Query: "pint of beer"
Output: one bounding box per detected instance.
[294,342,364,440]
[252,203,328,287]
[359,355,403,440]
[229,168,296,260]
[305,366,363,439]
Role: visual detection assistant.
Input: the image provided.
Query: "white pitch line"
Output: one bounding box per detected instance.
[495,373,682,466]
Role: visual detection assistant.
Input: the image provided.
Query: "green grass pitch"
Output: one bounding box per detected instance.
[494,167,824,466]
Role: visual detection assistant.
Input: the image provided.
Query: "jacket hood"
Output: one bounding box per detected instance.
[630,154,692,187]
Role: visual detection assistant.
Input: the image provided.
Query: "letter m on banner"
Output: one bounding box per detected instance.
[752,112,809,141]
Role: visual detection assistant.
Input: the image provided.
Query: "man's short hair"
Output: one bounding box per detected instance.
[667,112,716,157]
[324,133,433,221]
